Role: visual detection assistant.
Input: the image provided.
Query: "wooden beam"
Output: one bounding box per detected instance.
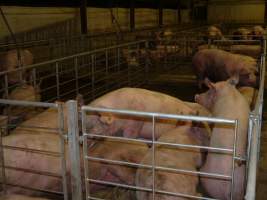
[80,0,88,34]
[130,0,135,31]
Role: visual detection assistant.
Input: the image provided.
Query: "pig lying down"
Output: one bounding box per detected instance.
[193,49,258,89]
[136,121,211,200]
[1,103,77,197]
[195,77,249,200]
[86,87,196,140]
[87,138,148,197]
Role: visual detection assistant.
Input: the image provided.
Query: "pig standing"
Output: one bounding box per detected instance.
[136,122,211,200]
[0,49,34,84]
[86,88,196,140]
[87,139,148,194]
[207,26,224,41]
[232,28,252,40]
[192,49,258,89]
[195,77,249,200]
[251,25,265,40]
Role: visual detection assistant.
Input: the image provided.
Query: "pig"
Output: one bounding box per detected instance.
[122,49,141,67]
[0,194,50,200]
[207,26,224,41]
[2,83,41,130]
[197,44,217,52]
[230,45,261,58]
[86,88,196,140]
[0,49,34,84]
[1,102,84,197]
[184,101,211,117]
[87,138,148,194]
[195,77,249,200]
[232,28,252,40]
[192,49,258,89]
[135,122,211,200]
[251,25,265,40]
[238,86,258,110]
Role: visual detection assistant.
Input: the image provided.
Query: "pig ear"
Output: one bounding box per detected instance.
[227,74,239,86]
[99,113,114,125]
[204,78,215,89]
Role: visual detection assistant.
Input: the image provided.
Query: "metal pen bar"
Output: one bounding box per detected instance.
[82,109,90,199]
[87,179,217,200]
[230,119,238,200]
[0,129,6,194]
[152,116,156,200]
[57,103,69,200]
[85,133,234,153]
[82,106,236,124]
[66,100,83,200]
[85,156,232,180]
[0,99,58,108]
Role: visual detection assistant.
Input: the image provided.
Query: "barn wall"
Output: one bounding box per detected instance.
[208,1,265,23]
[0,6,78,39]
[0,6,180,39]
[163,9,177,25]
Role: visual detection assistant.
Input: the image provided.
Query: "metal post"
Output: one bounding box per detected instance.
[91,55,95,99]
[66,100,83,200]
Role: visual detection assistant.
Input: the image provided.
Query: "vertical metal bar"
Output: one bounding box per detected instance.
[117,48,120,72]
[152,116,156,200]
[74,57,79,95]
[31,68,37,89]
[144,41,150,84]
[66,100,83,200]
[91,55,95,99]
[105,50,109,91]
[4,75,9,98]
[56,62,60,100]
[246,115,253,178]
[82,109,90,199]
[0,128,6,194]
[57,103,69,200]
[230,120,238,200]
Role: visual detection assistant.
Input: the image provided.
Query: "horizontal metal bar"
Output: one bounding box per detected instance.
[85,156,232,180]
[87,179,217,200]
[85,133,233,153]
[0,40,147,76]
[1,182,64,196]
[82,106,236,124]
[0,99,58,108]
[3,165,62,178]
[3,145,61,157]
